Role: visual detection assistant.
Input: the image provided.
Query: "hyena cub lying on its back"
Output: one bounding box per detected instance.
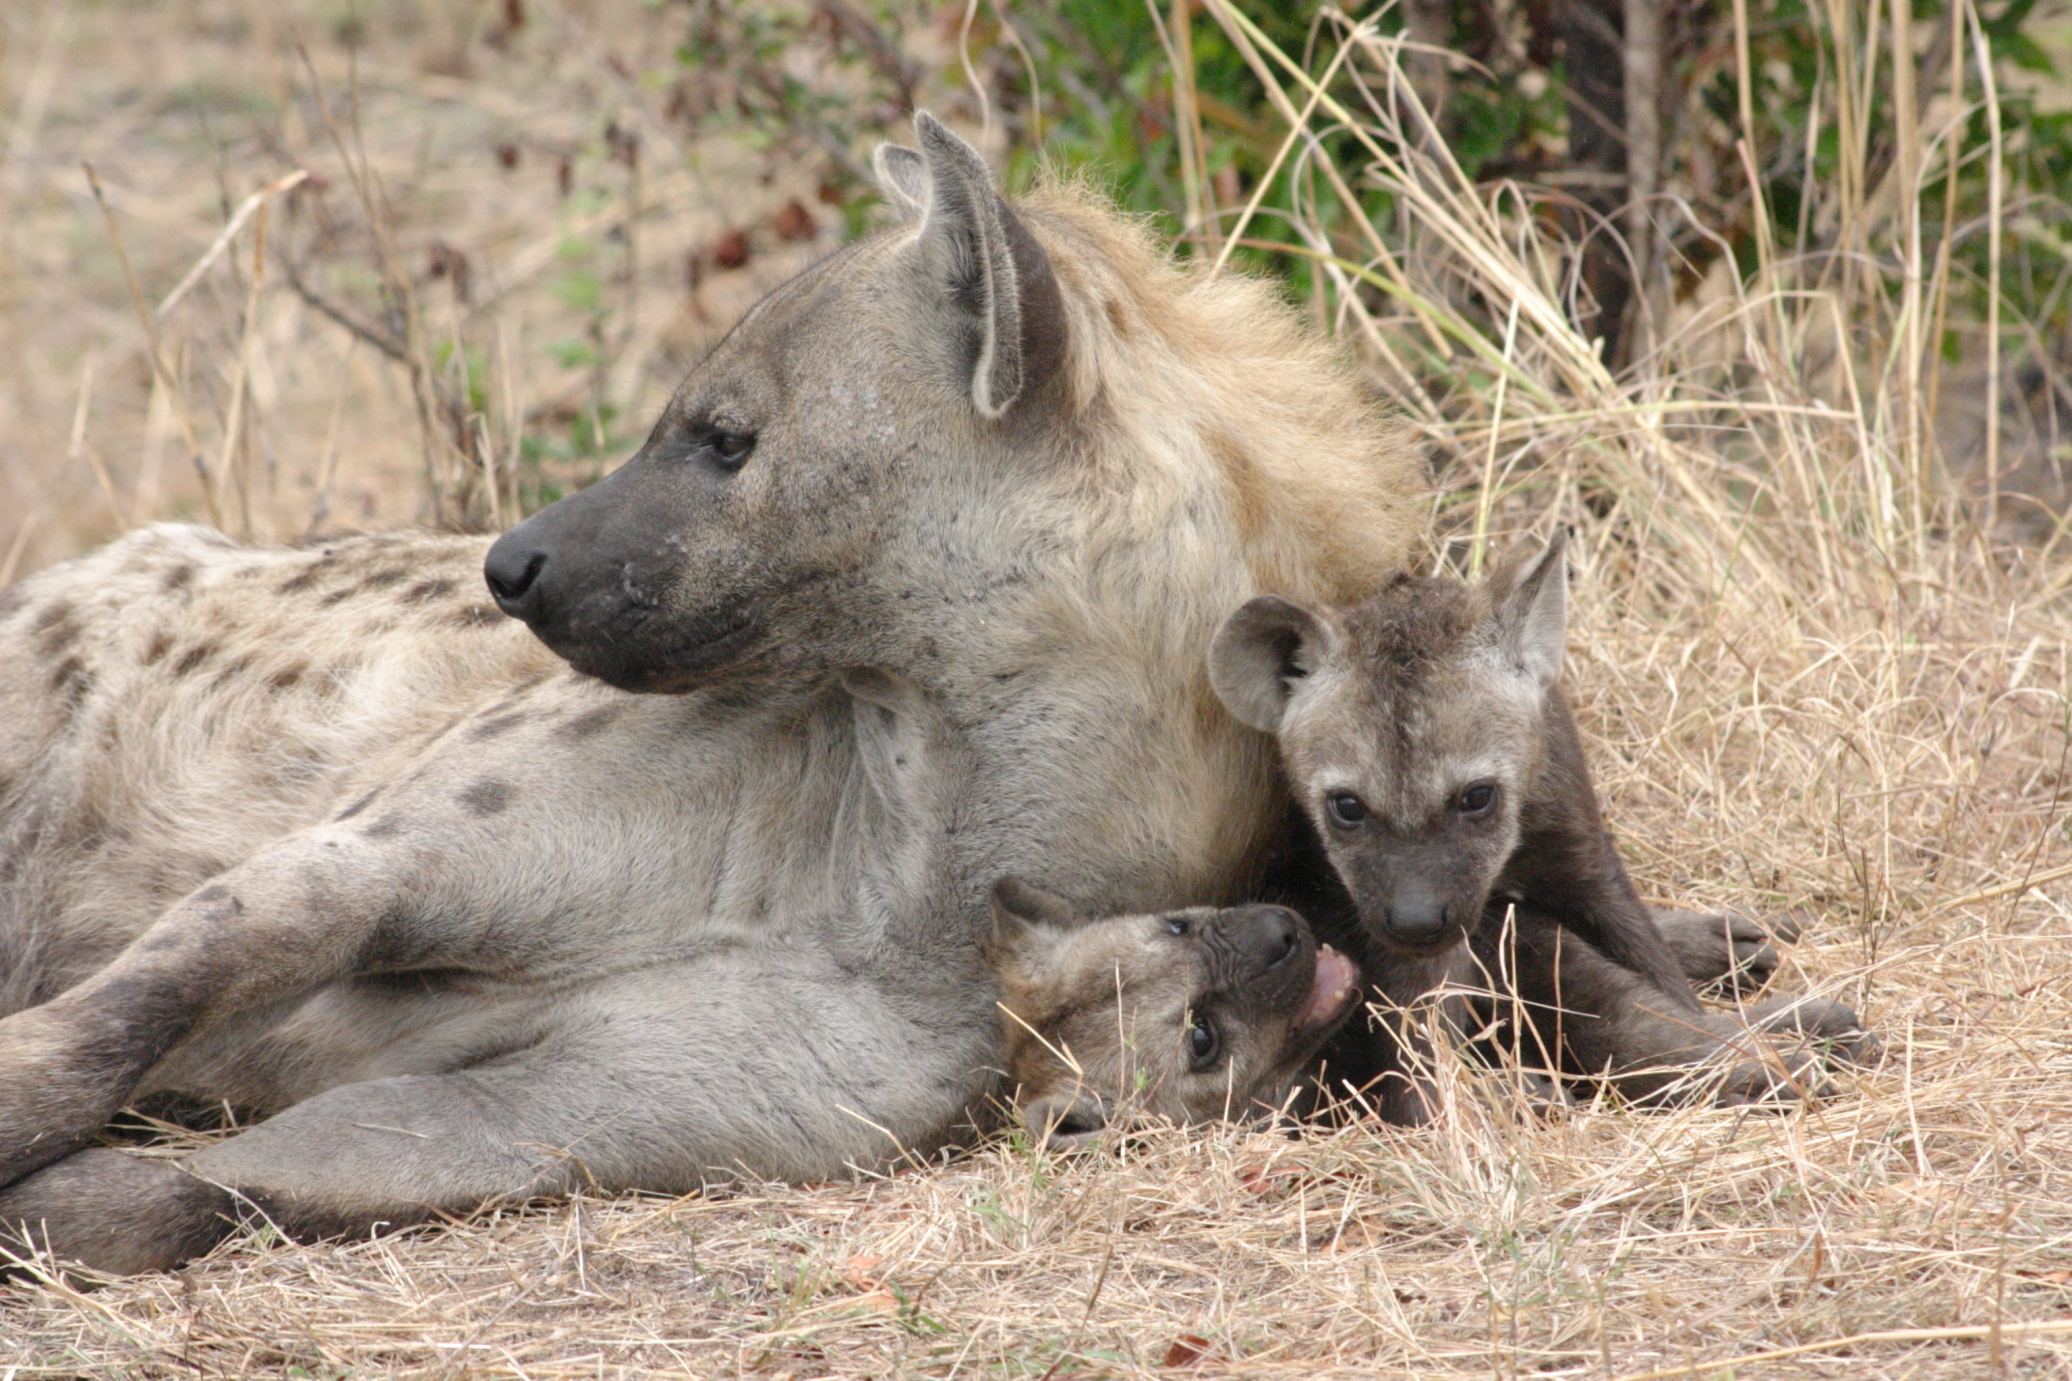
[1210,532,1877,1121]
[983,878,1361,1147]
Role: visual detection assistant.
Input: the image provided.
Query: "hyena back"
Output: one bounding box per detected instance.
[0,525,550,1016]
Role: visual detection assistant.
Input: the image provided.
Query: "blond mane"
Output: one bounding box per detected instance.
[1022,182,1427,606]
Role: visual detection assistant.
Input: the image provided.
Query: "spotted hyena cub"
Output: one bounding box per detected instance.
[1210,531,1876,1120]
[983,877,1360,1147]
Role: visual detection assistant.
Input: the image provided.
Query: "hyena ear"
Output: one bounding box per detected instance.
[1208,596,1336,733]
[871,143,930,222]
[984,876,1079,966]
[1020,1090,1111,1151]
[1494,529,1569,686]
[908,112,1067,419]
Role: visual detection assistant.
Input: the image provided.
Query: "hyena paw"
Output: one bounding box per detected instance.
[0,1149,239,1278]
[1653,907,1800,999]
[1746,994,1882,1068]
[0,1008,133,1188]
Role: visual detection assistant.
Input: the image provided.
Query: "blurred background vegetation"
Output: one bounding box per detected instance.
[4,0,2068,563]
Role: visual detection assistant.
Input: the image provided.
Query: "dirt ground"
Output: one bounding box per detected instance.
[3,2,2071,1378]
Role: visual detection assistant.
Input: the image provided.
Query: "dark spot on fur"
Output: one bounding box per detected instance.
[276,563,327,595]
[209,656,255,693]
[362,816,405,840]
[49,656,92,708]
[188,883,243,922]
[318,587,355,607]
[141,632,172,665]
[269,664,306,692]
[360,568,409,593]
[33,602,80,658]
[403,578,456,604]
[447,604,504,630]
[469,711,527,741]
[161,564,196,593]
[0,584,27,621]
[172,644,216,676]
[559,705,623,740]
[459,779,514,816]
[335,789,379,821]
[1104,296,1131,338]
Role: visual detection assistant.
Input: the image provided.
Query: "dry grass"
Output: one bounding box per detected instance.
[5,2,2072,1378]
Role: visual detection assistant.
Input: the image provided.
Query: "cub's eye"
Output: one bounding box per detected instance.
[1325,792,1368,829]
[702,430,756,471]
[1186,1017,1220,1067]
[1456,781,1499,816]
[1163,916,1191,937]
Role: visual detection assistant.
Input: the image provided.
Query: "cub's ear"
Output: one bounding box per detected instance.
[1020,1090,1110,1151]
[905,111,1066,420]
[1491,529,1568,686]
[984,876,1079,967]
[1208,596,1336,733]
[871,143,929,222]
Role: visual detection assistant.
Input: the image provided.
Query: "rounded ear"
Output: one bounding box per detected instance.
[989,875,1078,928]
[1020,1091,1110,1151]
[1491,529,1568,686]
[871,143,929,221]
[904,112,1066,419]
[1208,596,1334,733]
[984,876,1079,967]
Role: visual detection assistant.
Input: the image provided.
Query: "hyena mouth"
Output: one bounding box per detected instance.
[1293,944,1361,1033]
[573,609,761,693]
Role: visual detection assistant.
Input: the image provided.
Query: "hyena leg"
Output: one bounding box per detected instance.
[0,826,410,1185]
[1651,906,1802,999]
[0,968,992,1275]
[1486,906,1852,1106]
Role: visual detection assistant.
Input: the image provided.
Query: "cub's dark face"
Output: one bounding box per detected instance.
[1210,538,1570,956]
[985,880,1361,1148]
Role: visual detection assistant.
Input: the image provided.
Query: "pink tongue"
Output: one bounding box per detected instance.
[1297,945,1359,1027]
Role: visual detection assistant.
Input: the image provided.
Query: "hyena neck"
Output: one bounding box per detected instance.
[867,525,1285,919]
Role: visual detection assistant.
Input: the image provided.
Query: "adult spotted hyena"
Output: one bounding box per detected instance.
[0,116,1430,1273]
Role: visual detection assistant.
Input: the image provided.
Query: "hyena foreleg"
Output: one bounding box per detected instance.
[1481,904,1875,1105]
[0,825,409,1184]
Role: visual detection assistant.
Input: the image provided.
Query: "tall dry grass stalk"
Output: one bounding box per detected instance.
[3,4,2071,1377]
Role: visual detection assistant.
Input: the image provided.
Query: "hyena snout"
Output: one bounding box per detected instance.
[1346,859,1483,954]
[1226,904,1306,978]
[484,463,758,691]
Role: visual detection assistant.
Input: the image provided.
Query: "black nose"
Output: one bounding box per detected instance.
[484,533,548,624]
[1383,899,1448,942]
[1240,906,1304,971]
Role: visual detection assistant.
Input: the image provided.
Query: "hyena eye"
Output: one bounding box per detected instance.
[1455,781,1499,816]
[1187,1017,1220,1067]
[1163,915,1191,937]
[1324,792,1367,829]
[699,429,757,471]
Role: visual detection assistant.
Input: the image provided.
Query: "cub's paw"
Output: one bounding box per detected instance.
[1654,908,1801,999]
[1747,994,1882,1068]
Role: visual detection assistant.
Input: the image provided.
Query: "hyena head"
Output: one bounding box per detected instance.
[984,878,1361,1148]
[482,113,1069,691]
[1208,533,1571,956]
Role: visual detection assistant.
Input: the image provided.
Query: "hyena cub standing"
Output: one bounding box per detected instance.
[983,878,1361,1147]
[1210,531,1876,1121]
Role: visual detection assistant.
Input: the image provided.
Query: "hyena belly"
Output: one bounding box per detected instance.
[0,524,554,1015]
